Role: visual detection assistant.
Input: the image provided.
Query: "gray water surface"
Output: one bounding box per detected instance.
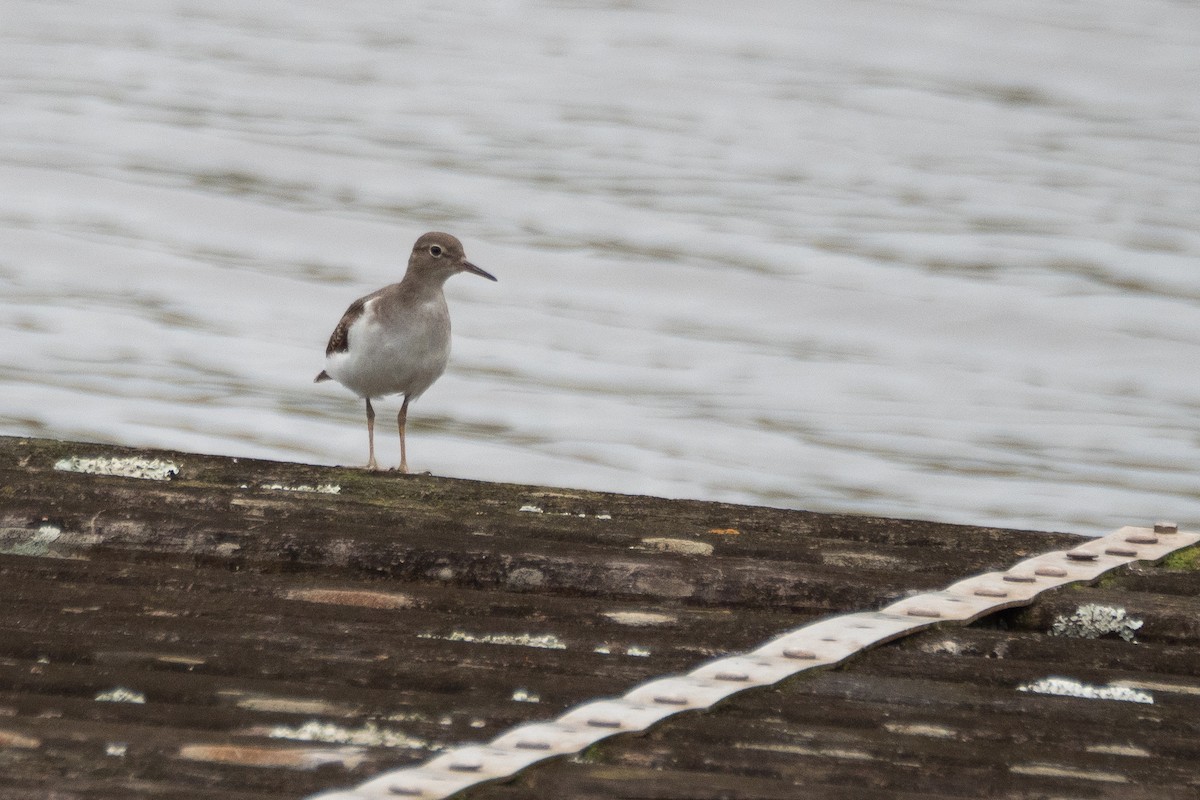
[2,0,1198,532]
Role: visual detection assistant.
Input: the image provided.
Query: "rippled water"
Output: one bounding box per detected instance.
[2,0,1198,533]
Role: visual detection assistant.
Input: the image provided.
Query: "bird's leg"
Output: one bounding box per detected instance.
[398,396,410,474]
[365,398,379,471]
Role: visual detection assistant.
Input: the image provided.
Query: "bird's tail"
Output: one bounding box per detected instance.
[314,370,331,383]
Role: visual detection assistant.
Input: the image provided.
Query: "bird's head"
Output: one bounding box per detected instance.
[408,232,497,284]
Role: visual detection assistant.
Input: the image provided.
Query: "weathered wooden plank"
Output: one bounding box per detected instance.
[1,435,1196,800]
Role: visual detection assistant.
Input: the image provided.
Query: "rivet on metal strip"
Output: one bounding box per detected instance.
[782,647,818,660]
[653,694,691,706]
[906,607,941,618]
[1065,550,1098,561]
[1034,566,1067,578]
[973,587,1009,598]
[514,739,552,751]
[586,716,624,729]
[389,785,424,797]
[448,754,484,773]
[715,670,751,682]
[1154,521,1178,534]
[1125,532,1159,545]
[1105,546,1138,558]
[1003,573,1037,583]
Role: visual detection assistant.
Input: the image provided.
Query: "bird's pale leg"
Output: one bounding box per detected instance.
[365,398,379,471]
[398,396,410,474]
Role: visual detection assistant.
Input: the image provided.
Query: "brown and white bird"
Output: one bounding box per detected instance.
[315,232,497,472]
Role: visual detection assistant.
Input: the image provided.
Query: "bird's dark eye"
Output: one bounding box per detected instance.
[429,245,443,257]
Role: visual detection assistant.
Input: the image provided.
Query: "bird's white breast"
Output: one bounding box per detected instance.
[323,295,451,400]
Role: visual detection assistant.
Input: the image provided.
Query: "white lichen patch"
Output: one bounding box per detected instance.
[1018,677,1153,704]
[1050,604,1143,642]
[511,688,540,703]
[417,631,567,650]
[922,639,965,656]
[269,720,438,751]
[95,687,146,704]
[593,642,658,658]
[35,523,61,541]
[822,550,905,569]
[506,567,545,589]
[518,504,609,519]
[55,456,178,481]
[262,483,341,494]
[0,523,104,559]
[105,742,128,757]
[0,524,59,558]
[384,711,437,725]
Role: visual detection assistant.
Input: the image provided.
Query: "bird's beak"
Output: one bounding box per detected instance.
[461,260,498,282]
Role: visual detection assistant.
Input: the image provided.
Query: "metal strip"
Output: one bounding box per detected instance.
[307,522,1195,800]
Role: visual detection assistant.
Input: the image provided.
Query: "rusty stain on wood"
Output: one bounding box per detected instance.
[178,743,368,770]
[0,729,41,750]
[638,537,715,556]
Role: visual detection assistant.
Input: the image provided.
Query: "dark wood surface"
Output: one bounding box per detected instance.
[0,435,1195,799]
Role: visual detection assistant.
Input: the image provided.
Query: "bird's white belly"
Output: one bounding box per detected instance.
[324,299,450,400]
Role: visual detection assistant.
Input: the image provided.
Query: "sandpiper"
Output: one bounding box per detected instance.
[315,232,497,472]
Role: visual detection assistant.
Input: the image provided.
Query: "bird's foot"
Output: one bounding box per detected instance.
[366,458,380,471]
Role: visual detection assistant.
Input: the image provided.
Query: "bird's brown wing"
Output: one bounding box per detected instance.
[324,288,387,357]
[315,288,389,383]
